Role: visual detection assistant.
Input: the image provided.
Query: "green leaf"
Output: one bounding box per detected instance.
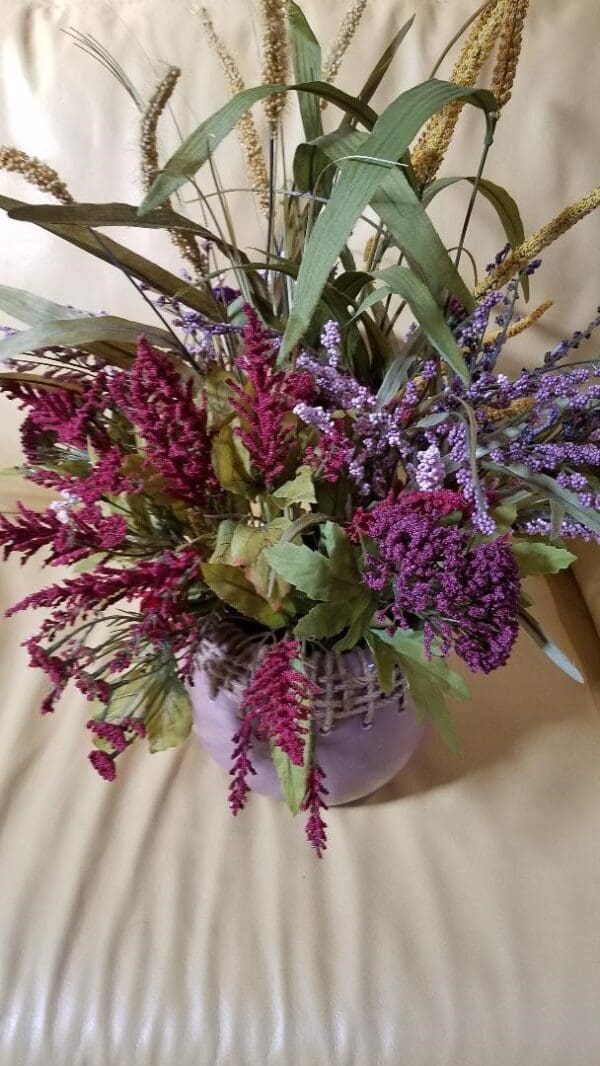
[322,521,360,580]
[485,461,600,536]
[294,599,357,640]
[0,194,221,323]
[288,2,323,141]
[201,562,288,627]
[491,501,518,529]
[106,667,193,754]
[209,519,237,563]
[271,466,317,508]
[145,677,193,753]
[423,175,529,299]
[379,630,469,700]
[519,609,584,684]
[264,541,334,601]
[270,733,310,815]
[354,265,470,383]
[139,81,376,214]
[0,283,89,326]
[512,539,577,577]
[332,593,377,651]
[279,79,496,361]
[211,423,255,497]
[73,552,108,574]
[365,631,399,696]
[203,367,234,430]
[399,656,460,751]
[343,15,415,118]
[108,674,151,720]
[297,127,475,310]
[228,518,290,566]
[373,628,469,750]
[0,315,174,364]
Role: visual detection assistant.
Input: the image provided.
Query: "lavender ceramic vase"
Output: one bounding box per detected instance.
[188,632,426,806]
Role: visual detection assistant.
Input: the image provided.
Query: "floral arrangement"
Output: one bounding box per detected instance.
[1,0,599,856]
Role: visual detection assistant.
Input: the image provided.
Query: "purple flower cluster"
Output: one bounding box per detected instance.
[544,307,600,366]
[296,325,437,495]
[415,444,445,491]
[362,491,521,673]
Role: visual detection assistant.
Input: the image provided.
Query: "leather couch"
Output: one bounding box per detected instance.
[1,2,600,1063]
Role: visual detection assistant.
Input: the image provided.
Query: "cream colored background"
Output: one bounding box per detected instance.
[1,2,600,1064]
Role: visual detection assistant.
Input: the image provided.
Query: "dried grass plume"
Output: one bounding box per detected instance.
[411,0,505,186]
[259,0,289,127]
[492,0,530,109]
[485,298,553,345]
[322,0,370,90]
[477,186,600,295]
[0,146,73,203]
[140,66,207,274]
[195,6,270,215]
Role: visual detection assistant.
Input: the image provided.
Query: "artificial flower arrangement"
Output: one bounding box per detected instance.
[1,0,599,856]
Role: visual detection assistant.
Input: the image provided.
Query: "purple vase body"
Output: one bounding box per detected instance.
[188,650,426,806]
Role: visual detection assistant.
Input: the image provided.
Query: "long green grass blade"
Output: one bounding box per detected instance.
[139,81,378,214]
[288,2,323,141]
[0,194,221,320]
[278,80,495,362]
[423,174,528,297]
[354,265,469,382]
[0,284,88,326]
[341,14,415,122]
[295,128,474,309]
[0,316,174,363]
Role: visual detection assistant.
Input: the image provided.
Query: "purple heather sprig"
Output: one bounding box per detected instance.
[544,306,600,366]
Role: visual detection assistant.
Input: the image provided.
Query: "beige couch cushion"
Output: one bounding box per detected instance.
[1,3,600,1063]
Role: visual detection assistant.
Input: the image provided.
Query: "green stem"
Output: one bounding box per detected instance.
[453,114,497,277]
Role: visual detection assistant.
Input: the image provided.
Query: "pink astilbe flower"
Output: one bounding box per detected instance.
[0,501,128,567]
[7,376,111,451]
[230,306,314,488]
[108,337,218,505]
[304,421,353,484]
[7,547,201,622]
[76,446,138,505]
[89,749,117,781]
[228,717,257,815]
[12,548,202,720]
[24,636,70,713]
[87,717,148,781]
[0,503,64,563]
[228,640,319,813]
[20,445,136,504]
[240,640,318,765]
[302,763,328,858]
